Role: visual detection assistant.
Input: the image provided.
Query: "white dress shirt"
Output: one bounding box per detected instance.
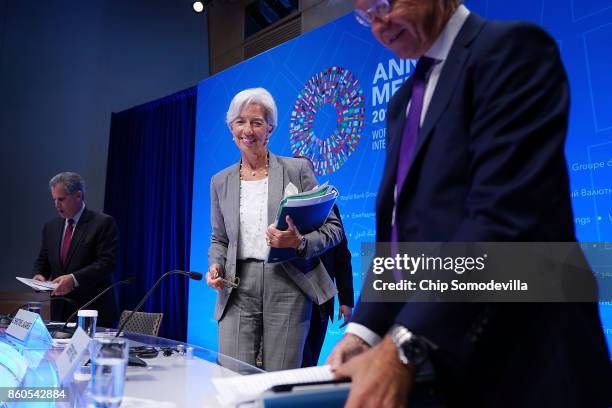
[237,178,269,260]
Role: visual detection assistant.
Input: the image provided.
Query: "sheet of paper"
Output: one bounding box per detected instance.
[16,276,58,291]
[212,365,334,405]
[284,191,338,208]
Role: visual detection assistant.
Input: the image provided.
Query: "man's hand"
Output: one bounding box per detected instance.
[338,305,353,328]
[206,264,225,291]
[51,275,75,296]
[335,335,416,408]
[32,274,47,282]
[266,216,302,248]
[327,333,370,369]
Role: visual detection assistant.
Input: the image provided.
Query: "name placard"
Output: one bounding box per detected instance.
[6,309,53,348]
[56,326,92,386]
[6,309,38,342]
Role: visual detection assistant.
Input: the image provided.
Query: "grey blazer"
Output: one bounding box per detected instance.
[208,153,343,321]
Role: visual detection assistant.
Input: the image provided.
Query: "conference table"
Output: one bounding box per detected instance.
[0,328,263,407]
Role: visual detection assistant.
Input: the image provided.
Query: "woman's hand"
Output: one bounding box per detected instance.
[338,305,353,328]
[206,264,224,291]
[266,215,303,248]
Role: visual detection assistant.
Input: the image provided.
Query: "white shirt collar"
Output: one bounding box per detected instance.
[425,4,470,62]
[66,202,86,226]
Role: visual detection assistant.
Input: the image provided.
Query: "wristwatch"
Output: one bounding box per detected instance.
[295,235,307,257]
[389,324,429,367]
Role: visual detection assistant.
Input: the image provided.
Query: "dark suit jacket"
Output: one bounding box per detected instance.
[33,208,118,327]
[352,13,612,407]
[318,205,354,320]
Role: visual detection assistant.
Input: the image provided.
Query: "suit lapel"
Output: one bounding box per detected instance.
[267,153,284,225]
[414,52,468,161]
[54,218,65,268]
[412,13,485,167]
[226,165,240,241]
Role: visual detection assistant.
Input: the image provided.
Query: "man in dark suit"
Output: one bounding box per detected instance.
[302,204,354,367]
[33,172,118,327]
[328,1,612,407]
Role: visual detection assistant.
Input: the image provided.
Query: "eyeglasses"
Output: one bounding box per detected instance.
[354,0,392,27]
[219,276,240,289]
[211,270,241,289]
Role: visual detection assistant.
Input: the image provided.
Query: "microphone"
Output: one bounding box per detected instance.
[175,270,203,281]
[115,270,201,338]
[51,277,135,339]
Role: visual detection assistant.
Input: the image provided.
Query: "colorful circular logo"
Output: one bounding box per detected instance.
[289,66,365,175]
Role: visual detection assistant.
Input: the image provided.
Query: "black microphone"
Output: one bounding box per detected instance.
[115,270,201,338]
[51,277,135,339]
[177,270,203,281]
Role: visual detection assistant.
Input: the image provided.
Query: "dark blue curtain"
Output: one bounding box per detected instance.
[104,87,196,341]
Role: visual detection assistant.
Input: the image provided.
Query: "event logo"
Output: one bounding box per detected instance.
[289,66,365,175]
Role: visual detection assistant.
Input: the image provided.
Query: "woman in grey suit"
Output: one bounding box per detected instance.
[205,87,343,371]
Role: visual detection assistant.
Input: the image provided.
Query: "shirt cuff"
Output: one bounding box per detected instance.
[345,322,382,346]
[70,274,79,287]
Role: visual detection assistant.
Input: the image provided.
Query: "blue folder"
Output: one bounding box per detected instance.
[266,193,337,263]
[258,381,350,407]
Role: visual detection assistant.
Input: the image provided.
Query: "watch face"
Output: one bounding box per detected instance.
[403,336,428,366]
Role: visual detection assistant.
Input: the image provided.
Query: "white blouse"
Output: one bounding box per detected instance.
[237,178,269,260]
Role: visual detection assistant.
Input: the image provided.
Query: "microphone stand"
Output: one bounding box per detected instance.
[115,270,201,338]
[51,277,134,339]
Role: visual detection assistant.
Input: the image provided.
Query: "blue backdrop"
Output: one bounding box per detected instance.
[188,1,612,362]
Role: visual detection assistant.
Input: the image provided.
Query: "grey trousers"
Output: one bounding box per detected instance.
[218,260,312,371]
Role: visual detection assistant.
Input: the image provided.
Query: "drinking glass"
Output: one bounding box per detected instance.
[69,364,91,407]
[26,301,42,315]
[77,309,98,338]
[88,338,129,408]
